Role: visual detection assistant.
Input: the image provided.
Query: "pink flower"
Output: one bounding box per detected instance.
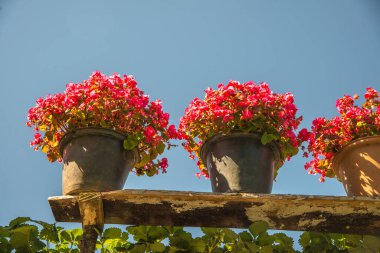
[27,71,176,176]
[312,117,326,131]
[241,108,253,120]
[302,88,380,182]
[168,124,177,138]
[336,95,354,114]
[159,158,168,169]
[144,126,157,143]
[297,128,310,142]
[364,87,378,100]
[179,80,302,179]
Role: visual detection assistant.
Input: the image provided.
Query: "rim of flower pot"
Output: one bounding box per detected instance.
[59,126,139,166]
[200,132,281,168]
[332,135,380,179]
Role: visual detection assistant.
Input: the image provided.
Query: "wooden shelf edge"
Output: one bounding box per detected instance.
[48,189,380,235]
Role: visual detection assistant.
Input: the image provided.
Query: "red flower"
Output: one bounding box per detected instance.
[26,71,177,176]
[179,80,302,178]
[159,158,168,170]
[301,87,380,182]
[168,124,177,138]
[241,108,253,120]
[144,126,157,143]
[364,87,378,100]
[297,128,310,142]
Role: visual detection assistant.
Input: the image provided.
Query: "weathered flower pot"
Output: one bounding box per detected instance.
[332,136,380,196]
[59,127,138,195]
[200,133,280,193]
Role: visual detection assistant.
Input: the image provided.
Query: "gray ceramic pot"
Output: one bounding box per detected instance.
[200,132,280,194]
[59,127,138,195]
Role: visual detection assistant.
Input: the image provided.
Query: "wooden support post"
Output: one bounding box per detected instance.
[78,192,104,253]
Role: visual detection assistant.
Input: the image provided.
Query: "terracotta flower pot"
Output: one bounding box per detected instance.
[200,132,280,193]
[59,127,138,195]
[332,136,380,196]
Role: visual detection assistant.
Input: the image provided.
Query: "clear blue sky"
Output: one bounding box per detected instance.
[1,0,380,236]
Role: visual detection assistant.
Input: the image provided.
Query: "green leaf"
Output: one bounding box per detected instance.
[156,141,166,155]
[115,245,131,252]
[123,135,138,150]
[239,231,253,242]
[190,238,206,252]
[284,142,299,157]
[244,242,260,252]
[78,111,86,120]
[259,245,273,253]
[150,148,158,160]
[0,238,11,253]
[350,247,372,253]
[29,219,51,228]
[164,226,184,235]
[147,226,169,241]
[104,238,123,249]
[306,232,329,252]
[299,232,311,248]
[150,241,166,252]
[100,121,107,128]
[30,237,46,251]
[257,232,274,246]
[211,247,225,253]
[344,234,362,246]
[10,225,38,249]
[201,227,218,236]
[130,244,147,253]
[273,233,294,251]
[103,227,122,239]
[221,228,238,243]
[363,235,380,250]
[9,217,31,228]
[233,241,250,253]
[146,168,157,177]
[249,221,268,237]
[70,228,82,241]
[126,226,148,242]
[121,231,129,241]
[59,230,72,243]
[136,152,150,167]
[40,225,59,243]
[169,231,192,250]
[261,133,276,145]
[0,226,11,238]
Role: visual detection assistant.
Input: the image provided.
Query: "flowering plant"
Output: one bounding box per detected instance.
[27,71,177,176]
[178,80,303,178]
[300,88,380,182]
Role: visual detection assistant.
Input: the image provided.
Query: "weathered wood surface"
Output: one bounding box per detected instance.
[48,189,380,235]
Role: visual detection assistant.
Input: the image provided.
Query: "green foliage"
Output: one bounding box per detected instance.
[299,231,380,253]
[0,218,379,252]
[124,136,139,151]
[261,133,278,145]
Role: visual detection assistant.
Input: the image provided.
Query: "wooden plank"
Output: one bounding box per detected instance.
[48,189,380,235]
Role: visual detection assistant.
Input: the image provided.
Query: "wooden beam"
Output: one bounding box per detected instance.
[48,190,380,235]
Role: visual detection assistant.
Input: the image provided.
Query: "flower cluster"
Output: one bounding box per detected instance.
[178,81,303,178]
[300,88,380,182]
[27,71,177,176]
